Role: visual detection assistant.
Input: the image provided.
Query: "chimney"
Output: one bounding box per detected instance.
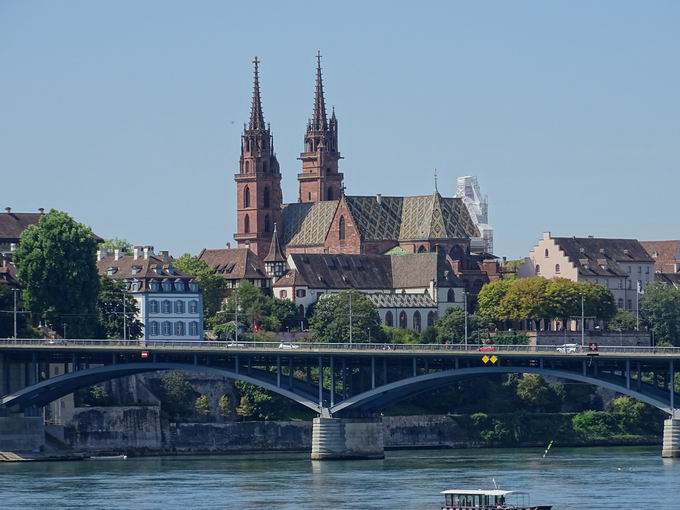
[161,250,170,263]
[376,193,382,205]
[38,208,45,214]
[143,247,150,260]
[4,207,11,214]
[97,250,102,261]
[226,242,231,249]
[114,249,120,261]
[133,246,140,260]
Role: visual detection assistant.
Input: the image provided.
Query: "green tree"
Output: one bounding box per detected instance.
[606,396,662,435]
[96,277,143,339]
[173,254,226,320]
[236,394,255,421]
[579,282,617,322]
[309,290,384,343]
[99,238,132,252]
[434,307,494,344]
[382,326,420,344]
[641,282,680,345]
[159,371,195,419]
[218,394,231,418]
[476,279,513,320]
[515,374,561,411]
[545,278,582,322]
[608,310,637,332]
[572,410,620,439]
[217,281,270,331]
[499,277,550,326]
[195,394,210,416]
[14,210,100,338]
[268,297,300,332]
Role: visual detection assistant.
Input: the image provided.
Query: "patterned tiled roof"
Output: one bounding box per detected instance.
[280,201,339,247]
[198,248,268,280]
[280,193,479,247]
[641,241,680,273]
[366,292,437,309]
[552,237,654,278]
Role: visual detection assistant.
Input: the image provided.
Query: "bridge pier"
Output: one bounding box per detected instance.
[311,416,384,460]
[662,418,680,458]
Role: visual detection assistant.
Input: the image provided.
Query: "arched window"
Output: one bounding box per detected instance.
[150,321,159,336]
[385,311,394,327]
[339,216,346,240]
[399,311,408,329]
[162,321,172,336]
[162,300,171,313]
[427,311,436,327]
[413,311,421,333]
[244,214,250,234]
[264,214,271,233]
[189,322,198,336]
[262,161,268,173]
[535,264,541,275]
[545,248,550,257]
[263,187,270,208]
[243,186,251,208]
[298,304,305,318]
[555,263,561,274]
[447,288,455,302]
[327,187,333,200]
[418,245,427,253]
[244,160,250,173]
[174,300,185,314]
[175,322,185,336]
[150,300,159,314]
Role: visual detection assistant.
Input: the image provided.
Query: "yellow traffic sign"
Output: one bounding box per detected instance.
[482,355,490,364]
[490,355,498,365]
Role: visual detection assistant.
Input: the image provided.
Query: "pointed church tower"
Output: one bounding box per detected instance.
[298,52,343,203]
[234,57,283,256]
[264,223,287,279]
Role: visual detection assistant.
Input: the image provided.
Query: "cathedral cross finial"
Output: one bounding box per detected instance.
[249,56,265,131]
[434,168,438,193]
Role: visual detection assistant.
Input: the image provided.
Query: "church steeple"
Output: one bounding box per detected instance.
[249,56,266,131]
[264,223,287,279]
[234,57,283,257]
[298,52,343,203]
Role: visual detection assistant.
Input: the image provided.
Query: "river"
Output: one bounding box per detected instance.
[1,446,677,509]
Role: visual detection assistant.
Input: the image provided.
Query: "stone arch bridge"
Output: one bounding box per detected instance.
[1,340,678,459]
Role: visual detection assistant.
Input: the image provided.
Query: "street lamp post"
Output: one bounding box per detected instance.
[580,293,585,348]
[63,323,67,340]
[12,288,20,339]
[122,289,127,341]
[463,290,468,347]
[367,327,371,344]
[349,292,353,346]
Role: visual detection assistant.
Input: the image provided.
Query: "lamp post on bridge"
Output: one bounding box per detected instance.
[12,288,20,339]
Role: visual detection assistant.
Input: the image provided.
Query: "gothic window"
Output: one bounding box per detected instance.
[245,160,250,173]
[265,214,271,233]
[413,311,422,333]
[545,249,549,257]
[385,311,394,327]
[327,187,333,200]
[418,245,427,253]
[263,187,270,208]
[427,311,436,327]
[555,264,561,274]
[244,186,251,208]
[339,216,346,240]
[399,311,408,329]
[244,214,250,234]
[447,288,455,302]
[535,264,541,275]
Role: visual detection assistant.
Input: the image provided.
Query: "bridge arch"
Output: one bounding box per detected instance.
[330,366,676,416]
[0,362,321,414]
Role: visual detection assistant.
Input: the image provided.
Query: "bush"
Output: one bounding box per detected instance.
[382,326,420,344]
[572,410,620,439]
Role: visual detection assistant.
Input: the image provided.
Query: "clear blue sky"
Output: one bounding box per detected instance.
[2,1,678,259]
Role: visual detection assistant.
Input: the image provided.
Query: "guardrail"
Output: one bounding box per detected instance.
[1,338,679,355]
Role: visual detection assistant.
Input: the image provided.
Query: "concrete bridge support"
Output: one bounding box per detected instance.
[662,418,680,458]
[311,416,384,460]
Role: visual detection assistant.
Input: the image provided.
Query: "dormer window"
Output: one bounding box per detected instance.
[153,265,162,274]
[131,266,142,275]
[189,282,199,292]
[162,279,173,292]
[175,280,185,292]
[107,267,117,276]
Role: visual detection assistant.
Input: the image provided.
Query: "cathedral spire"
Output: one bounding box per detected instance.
[310,51,328,132]
[249,56,265,131]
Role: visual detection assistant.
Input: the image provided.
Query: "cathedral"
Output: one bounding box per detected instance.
[234,54,481,261]
[200,55,503,328]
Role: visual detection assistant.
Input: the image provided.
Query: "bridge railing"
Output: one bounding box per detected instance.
[1,338,680,355]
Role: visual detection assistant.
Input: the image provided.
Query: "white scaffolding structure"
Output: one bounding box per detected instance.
[455,176,494,254]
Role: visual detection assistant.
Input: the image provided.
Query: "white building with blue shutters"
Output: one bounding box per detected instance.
[97,246,203,341]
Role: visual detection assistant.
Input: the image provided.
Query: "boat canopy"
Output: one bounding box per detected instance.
[441,490,527,496]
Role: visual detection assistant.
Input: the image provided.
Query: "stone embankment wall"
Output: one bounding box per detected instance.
[62,410,473,453]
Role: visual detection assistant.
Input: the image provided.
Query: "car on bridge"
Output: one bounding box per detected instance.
[278,342,300,350]
[477,346,497,352]
[556,343,580,353]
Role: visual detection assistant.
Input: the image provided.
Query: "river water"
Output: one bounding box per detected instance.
[1,446,677,509]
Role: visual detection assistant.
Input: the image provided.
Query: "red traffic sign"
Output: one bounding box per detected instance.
[588,343,599,352]
[141,351,149,359]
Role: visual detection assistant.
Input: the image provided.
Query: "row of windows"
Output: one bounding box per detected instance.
[279,289,307,299]
[242,214,273,234]
[384,310,436,333]
[149,300,199,314]
[243,185,272,209]
[149,321,200,337]
[147,281,198,293]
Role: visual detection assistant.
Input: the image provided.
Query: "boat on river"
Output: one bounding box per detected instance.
[441,489,552,510]
[88,454,128,460]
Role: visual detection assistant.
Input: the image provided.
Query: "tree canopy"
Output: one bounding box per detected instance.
[641,282,680,345]
[15,210,100,338]
[309,290,384,343]
[173,254,225,320]
[96,277,143,339]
